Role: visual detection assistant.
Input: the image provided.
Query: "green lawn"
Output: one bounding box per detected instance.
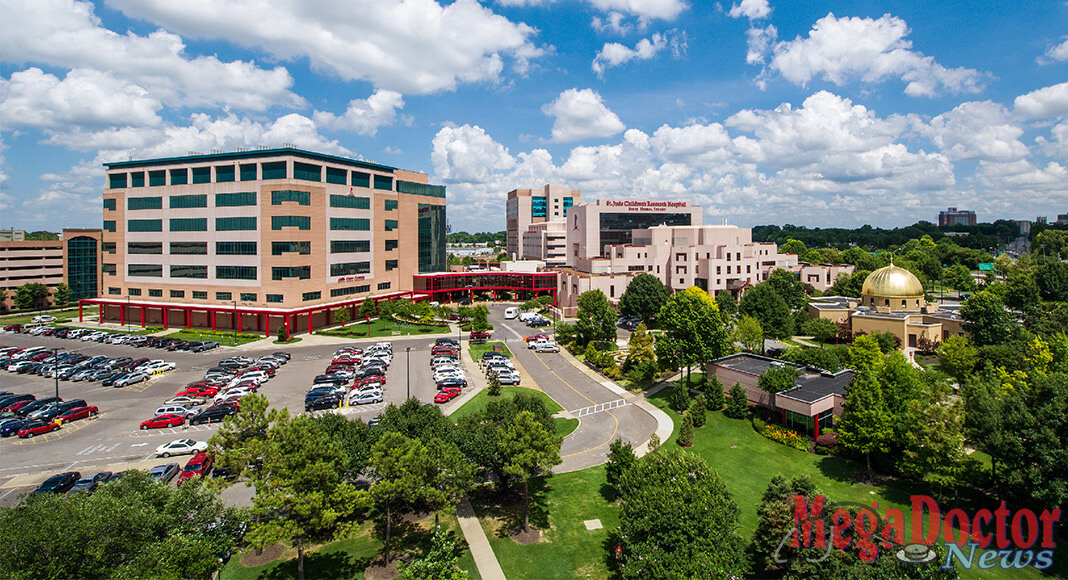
[467,341,513,363]
[164,329,264,346]
[220,516,480,580]
[0,305,95,325]
[449,386,562,423]
[317,318,449,338]
[471,466,618,580]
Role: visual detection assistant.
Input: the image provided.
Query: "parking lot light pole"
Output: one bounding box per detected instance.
[406,347,412,400]
[53,347,59,399]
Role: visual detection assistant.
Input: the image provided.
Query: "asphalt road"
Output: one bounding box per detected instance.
[0,330,449,504]
[486,306,657,472]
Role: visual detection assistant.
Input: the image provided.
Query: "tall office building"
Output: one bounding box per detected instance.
[938,207,977,227]
[0,229,102,311]
[506,184,582,258]
[86,148,446,336]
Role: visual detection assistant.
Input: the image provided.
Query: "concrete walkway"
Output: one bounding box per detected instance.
[456,498,507,580]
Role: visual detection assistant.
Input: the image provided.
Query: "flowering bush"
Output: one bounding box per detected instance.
[815,431,838,448]
[758,424,808,451]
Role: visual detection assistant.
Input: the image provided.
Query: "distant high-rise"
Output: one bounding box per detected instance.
[506,185,581,263]
[938,207,977,227]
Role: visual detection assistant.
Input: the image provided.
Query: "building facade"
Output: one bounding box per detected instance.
[938,207,977,227]
[506,184,582,258]
[84,148,446,335]
[0,230,27,242]
[0,229,102,311]
[565,200,702,267]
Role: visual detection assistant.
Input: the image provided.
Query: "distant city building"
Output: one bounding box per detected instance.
[506,184,582,258]
[1056,214,1068,225]
[0,230,27,242]
[938,207,977,227]
[1014,220,1032,236]
[0,228,102,311]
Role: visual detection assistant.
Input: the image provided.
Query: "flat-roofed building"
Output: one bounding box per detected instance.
[82,147,446,335]
[0,229,102,311]
[506,184,582,258]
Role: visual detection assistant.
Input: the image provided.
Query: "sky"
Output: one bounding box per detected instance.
[0,0,1066,234]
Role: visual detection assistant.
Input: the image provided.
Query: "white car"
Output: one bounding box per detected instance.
[141,361,176,373]
[535,341,560,353]
[496,371,522,385]
[81,331,105,341]
[350,391,384,405]
[354,384,384,395]
[163,396,204,407]
[154,439,208,458]
[155,405,198,418]
[214,387,253,403]
[113,371,149,387]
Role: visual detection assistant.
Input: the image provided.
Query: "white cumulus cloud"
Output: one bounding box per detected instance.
[542,88,626,142]
[1014,82,1068,119]
[728,0,771,20]
[592,33,671,77]
[1042,38,1068,63]
[764,13,985,97]
[0,68,163,130]
[107,0,543,95]
[920,101,1028,162]
[313,90,407,136]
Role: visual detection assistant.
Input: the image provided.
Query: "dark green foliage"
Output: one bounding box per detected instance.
[870,330,900,353]
[780,345,850,372]
[690,394,707,428]
[276,324,288,343]
[0,471,245,580]
[1035,261,1068,301]
[14,282,49,310]
[377,398,458,447]
[677,412,694,447]
[487,372,502,396]
[1003,269,1040,314]
[446,231,505,245]
[765,268,807,309]
[748,474,818,576]
[605,438,637,492]
[658,287,729,384]
[705,374,725,410]
[837,372,893,473]
[617,451,746,579]
[757,365,800,399]
[960,291,1014,347]
[470,305,490,332]
[725,382,749,419]
[715,290,738,322]
[618,273,669,321]
[52,283,71,307]
[574,290,617,347]
[828,270,870,298]
[309,412,375,477]
[801,317,839,343]
[739,283,792,339]
[455,392,555,488]
[398,526,469,580]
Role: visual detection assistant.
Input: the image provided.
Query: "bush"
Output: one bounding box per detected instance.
[604,364,624,381]
[706,375,725,410]
[757,423,808,451]
[725,383,749,419]
[690,395,707,428]
[814,446,832,455]
[677,412,694,447]
[627,359,658,384]
[815,432,838,449]
[674,385,690,412]
[752,417,765,431]
[584,342,601,367]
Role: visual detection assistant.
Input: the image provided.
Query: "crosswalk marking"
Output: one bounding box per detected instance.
[568,398,627,417]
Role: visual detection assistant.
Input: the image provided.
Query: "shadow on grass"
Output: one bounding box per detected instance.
[258,550,370,580]
[469,477,552,538]
[602,529,623,578]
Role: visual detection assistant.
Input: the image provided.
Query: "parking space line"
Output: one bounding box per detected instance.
[8,413,104,446]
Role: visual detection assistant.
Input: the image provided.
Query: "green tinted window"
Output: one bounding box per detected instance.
[130,172,145,187]
[169,168,187,185]
[103,220,116,232]
[108,173,127,189]
[216,292,231,301]
[103,198,116,211]
[216,266,257,280]
[127,242,162,254]
[240,293,257,301]
[385,199,398,211]
[170,290,185,298]
[192,291,207,299]
[127,196,162,210]
[273,266,311,280]
[272,216,311,230]
[330,194,370,209]
[293,162,321,182]
[385,260,398,271]
[216,217,257,231]
[330,218,369,231]
[385,219,398,231]
[352,171,370,188]
[373,175,393,190]
[170,194,207,208]
[385,239,398,251]
[266,294,283,303]
[302,291,321,301]
[261,161,287,180]
[128,219,162,232]
[171,265,208,278]
[272,190,310,205]
[170,218,207,232]
[330,262,371,276]
[192,167,211,184]
[326,167,347,185]
[240,164,257,181]
[169,242,207,255]
[215,192,257,206]
[149,170,166,186]
[149,289,162,297]
[216,242,257,255]
[215,165,235,182]
[272,241,311,255]
[331,240,370,253]
[128,288,141,296]
[128,264,163,277]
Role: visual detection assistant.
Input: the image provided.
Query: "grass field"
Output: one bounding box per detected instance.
[317,318,449,338]
[0,305,96,325]
[467,341,513,363]
[450,386,561,421]
[220,515,481,580]
[164,329,264,346]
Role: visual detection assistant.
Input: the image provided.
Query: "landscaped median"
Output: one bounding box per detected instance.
[164,328,264,346]
[450,386,578,438]
[315,318,449,338]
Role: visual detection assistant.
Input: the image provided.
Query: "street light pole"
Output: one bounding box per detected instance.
[406,346,412,401]
[53,347,59,399]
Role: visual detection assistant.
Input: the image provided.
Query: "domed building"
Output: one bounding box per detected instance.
[807,261,966,351]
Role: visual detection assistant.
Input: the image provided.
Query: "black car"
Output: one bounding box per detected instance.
[190,405,237,425]
[435,338,460,347]
[70,471,112,493]
[35,399,87,422]
[17,397,63,417]
[102,372,128,387]
[313,374,349,385]
[436,378,468,389]
[0,419,30,437]
[106,357,132,369]
[305,393,343,412]
[0,394,32,410]
[33,472,81,494]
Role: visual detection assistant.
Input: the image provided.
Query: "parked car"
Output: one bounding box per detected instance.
[305,393,343,412]
[189,405,237,425]
[154,439,208,458]
[349,391,383,405]
[18,420,61,438]
[496,371,522,385]
[149,463,180,483]
[140,414,185,430]
[433,387,462,404]
[177,452,213,483]
[70,471,112,493]
[534,341,560,353]
[17,397,62,417]
[54,405,99,423]
[32,472,80,494]
[163,396,204,407]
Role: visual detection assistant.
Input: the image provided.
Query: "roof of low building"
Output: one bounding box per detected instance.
[778,368,855,404]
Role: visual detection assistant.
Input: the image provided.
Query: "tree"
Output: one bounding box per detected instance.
[943,263,977,293]
[617,450,746,578]
[677,412,694,447]
[0,287,7,310]
[618,273,669,322]
[623,323,655,370]
[1034,261,1068,301]
[25,230,59,241]
[690,394,707,428]
[52,283,71,307]
[455,393,556,490]
[936,335,978,383]
[802,317,839,343]
[14,282,49,310]
[574,290,616,347]
[705,374,725,410]
[605,438,637,493]
[733,315,764,353]
[397,526,469,580]
[370,432,433,564]
[658,287,729,386]
[901,382,968,500]
[0,470,244,579]
[276,324,288,343]
[739,283,792,339]
[1003,269,1040,315]
[836,372,893,474]
[748,474,818,576]
[500,410,562,531]
[870,330,901,353]
[848,335,884,376]
[780,238,807,255]
[960,291,1014,346]
[469,305,490,333]
[757,365,799,409]
[244,414,370,580]
[487,372,502,396]
[725,382,749,418]
[333,306,351,327]
[715,290,738,323]
[765,268,806,309]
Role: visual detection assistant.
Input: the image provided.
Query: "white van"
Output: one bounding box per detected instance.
[504,307,519,319]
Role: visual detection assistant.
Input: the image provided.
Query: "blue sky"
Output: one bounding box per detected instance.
[1,0,1066,233]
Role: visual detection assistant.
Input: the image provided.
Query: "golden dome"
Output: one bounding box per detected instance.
[861,264,924,297]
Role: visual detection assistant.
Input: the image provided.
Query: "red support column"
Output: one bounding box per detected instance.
[139,307,145,328]
[262,314,268,338]
[237,311,242,333]
[325,308,331,327]
[308,312,314,334]
[162,308,168,330]
[211,310,217,331]
[185,308,191,329]
[78,302,83,322]
[120,305,125,326]
[285,315,291,337]
[814,415,820,440]
[781,408,786,425]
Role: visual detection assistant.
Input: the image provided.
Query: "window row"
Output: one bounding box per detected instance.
[107,163,396,190]
[120,241,258,255]
[126,265,258,280]
[123,218,258,232]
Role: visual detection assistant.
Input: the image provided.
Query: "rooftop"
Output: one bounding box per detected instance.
[710,353,854,403]
[104,146,396,173]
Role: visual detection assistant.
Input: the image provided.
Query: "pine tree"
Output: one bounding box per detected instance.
[706,374,725,410]
[487,373,502,397]
[725,383,749,419]
[837,373,894,474]
[690,395,707,428]
[677,412,694,447]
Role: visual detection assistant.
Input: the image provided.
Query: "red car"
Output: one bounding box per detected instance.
[331,356,361,366]
[140,414,185,430]
[525,334,550,343]
[54,405,99,424]
[5,400,34,414]
[353,376,385,388]
[433,387,462,404]
[176,386,219,398]
[18,420,60,438]
[177,452,214,484]
[28,352,51,361]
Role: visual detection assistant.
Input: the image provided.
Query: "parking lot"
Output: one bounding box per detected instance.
[0,328,458,505]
